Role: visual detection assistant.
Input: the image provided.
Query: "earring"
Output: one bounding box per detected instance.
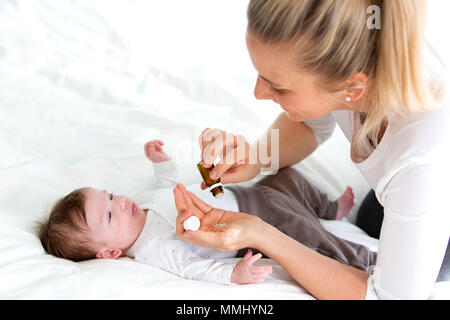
[345,96,352,102]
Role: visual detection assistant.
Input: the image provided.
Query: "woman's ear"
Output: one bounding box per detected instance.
[345,72,369,102]
[96,248,122,259]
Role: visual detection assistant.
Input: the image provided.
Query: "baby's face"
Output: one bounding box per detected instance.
[83,188,147,255]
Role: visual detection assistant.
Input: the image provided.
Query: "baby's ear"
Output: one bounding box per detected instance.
[96,248,122,259]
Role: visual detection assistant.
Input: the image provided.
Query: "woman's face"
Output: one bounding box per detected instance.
[246,31,345,122]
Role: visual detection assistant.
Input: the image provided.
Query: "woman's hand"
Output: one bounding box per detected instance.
[198,128,261,189]
[173,183,263,252]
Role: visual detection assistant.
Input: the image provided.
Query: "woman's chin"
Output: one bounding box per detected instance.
[285,111,301,122]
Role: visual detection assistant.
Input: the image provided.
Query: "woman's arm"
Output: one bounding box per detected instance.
[254,221,369,300]
[174,183,369,300]
[258,112,319,170]
[255,114,369,299]
[200,112,319,184]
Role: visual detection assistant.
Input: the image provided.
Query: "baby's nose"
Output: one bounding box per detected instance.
[120,198,128,211]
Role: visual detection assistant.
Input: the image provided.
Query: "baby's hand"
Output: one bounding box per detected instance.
[144,140,170,163]
[230,249,272,285]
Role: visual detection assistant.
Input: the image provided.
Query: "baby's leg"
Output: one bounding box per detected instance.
[254,166,338,220]
[226,170,376,271]
[264,185,375,271]
[336,187,355,220]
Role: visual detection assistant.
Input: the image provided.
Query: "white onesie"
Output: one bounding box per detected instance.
[127,160,240,285]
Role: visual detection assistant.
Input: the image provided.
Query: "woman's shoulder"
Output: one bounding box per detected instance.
[381,99,449,218]
[387,96,449,157]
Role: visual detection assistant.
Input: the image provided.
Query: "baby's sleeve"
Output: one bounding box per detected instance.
[135,235,237,285]
[152,159,180,188]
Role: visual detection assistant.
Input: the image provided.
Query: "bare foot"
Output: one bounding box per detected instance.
[336,186,355,220]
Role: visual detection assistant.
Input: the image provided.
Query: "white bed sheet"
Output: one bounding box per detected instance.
[0,0,448,299]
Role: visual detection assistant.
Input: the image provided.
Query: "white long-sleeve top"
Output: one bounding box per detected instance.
[127,160,240,284]
[302,42,450,299]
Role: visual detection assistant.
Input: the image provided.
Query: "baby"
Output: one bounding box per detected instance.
[38,140,377,285]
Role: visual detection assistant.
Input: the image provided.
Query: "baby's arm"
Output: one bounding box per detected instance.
[145,140,180,188]
[135,236,236,284]
[135,236,272,285]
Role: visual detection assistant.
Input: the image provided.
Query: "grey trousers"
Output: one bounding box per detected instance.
[225,167,377,272]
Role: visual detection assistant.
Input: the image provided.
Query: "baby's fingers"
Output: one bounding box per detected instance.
[251,265,273,275]
[144,142,153,156]
[248,270,271,284]
[243,249,253,259]
[249,277,266,284]
[246,252,263,265]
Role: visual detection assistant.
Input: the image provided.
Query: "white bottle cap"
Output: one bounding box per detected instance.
[183,216,200,231]
[214,192,224,199]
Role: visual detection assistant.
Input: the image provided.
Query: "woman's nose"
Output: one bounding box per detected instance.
[254,76,274,100]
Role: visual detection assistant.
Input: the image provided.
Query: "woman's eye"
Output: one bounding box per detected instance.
[272,87,286,94]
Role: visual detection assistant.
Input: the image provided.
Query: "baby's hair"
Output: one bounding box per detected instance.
[37,188,98,262]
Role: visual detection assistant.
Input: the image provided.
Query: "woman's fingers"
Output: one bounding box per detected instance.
[173,187,192,236]
[202,138,225,167]
[178,225,225,249]
[201,133,249,182]
[175,184,205,218]
[198,127,211,150]
[199,128,222,163]
[209,162,235,181]
[182,187,213,214]
[174,185,205,236]
[198,128,257,185]
[200,129,238,167]
[174,183,216,238]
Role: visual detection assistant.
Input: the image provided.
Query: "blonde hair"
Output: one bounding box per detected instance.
[247,0,442,159]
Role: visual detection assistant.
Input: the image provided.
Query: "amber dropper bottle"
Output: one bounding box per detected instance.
[197,161,224,199]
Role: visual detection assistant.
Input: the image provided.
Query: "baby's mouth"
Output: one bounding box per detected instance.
[132,203,138,216]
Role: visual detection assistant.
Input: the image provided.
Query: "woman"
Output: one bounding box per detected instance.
[174,0,449,299]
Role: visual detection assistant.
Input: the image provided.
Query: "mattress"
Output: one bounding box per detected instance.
[0,0,448,299]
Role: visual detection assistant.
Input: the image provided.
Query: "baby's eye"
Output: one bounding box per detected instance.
[109,192,114,200]
[108,211,112,222]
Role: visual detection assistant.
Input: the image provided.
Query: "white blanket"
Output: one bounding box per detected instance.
[0,0,448,299]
